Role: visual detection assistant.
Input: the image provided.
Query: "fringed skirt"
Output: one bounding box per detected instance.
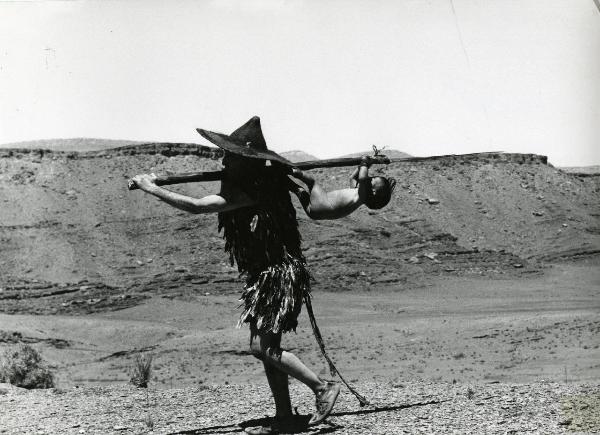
[238,254,311,334]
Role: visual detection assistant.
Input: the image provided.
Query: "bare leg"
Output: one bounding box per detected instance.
[263,363,293,418]
[248,325,341,431]
[307,183,329,210]
[287,174,312,215]
[256,330,293,418]
[288,170,332,218]
[290,169,315,190]
[251,330,326,395]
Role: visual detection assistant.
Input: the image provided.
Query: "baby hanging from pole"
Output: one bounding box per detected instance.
[289,154,397,219]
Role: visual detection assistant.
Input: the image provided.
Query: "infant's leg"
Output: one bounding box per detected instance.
[288,177,312,214]
[308,183,330,208]
[289,170,330,217]
[290,169,315,189]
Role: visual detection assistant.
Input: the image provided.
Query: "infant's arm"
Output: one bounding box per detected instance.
[356,157,372,204]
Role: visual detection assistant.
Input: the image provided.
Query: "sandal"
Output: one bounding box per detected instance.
[308,381,341,426]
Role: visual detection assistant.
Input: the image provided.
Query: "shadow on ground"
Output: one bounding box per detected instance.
[170,400,447,434]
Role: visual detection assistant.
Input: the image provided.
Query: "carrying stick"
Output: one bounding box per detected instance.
[127,155,390,190]
[127,170,223,190]
[127,152,503,190]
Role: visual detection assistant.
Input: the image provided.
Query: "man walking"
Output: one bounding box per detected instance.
[132,117,341,433]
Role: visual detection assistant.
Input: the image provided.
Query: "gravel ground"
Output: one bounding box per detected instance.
[1,381,599,434]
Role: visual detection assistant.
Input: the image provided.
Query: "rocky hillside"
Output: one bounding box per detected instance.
[0,138,147,152]
[559,165,600,176]
[0,143,598,314]
[280,150,319,162]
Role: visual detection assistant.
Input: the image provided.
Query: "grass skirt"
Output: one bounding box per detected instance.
[237,254,311,334]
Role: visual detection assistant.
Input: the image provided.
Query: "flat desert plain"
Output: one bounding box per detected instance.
[1,259,598,434]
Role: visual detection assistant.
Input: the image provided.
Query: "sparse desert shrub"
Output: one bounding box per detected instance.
[130,353,153,388]
[466,387,475,399]
[0,344,55,389]
[143,414,154,431]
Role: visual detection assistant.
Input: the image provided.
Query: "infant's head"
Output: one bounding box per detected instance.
[365,176,397,209]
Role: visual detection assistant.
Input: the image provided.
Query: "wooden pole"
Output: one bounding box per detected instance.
[294,155,390,169]
[127,155,390,190]
[127,170,224,190]
[127,152,503,190]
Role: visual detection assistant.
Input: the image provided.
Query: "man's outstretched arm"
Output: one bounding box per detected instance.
[131,173,255,214]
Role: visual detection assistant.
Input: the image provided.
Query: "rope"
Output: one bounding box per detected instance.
[303,295,370,407]
[372,144,386,157]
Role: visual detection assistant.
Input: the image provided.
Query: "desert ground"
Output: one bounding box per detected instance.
[1,142,599,433]
[1,260,599,434]
[1,260,599,389]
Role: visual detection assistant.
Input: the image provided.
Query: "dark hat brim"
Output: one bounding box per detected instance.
[196,128,294,167]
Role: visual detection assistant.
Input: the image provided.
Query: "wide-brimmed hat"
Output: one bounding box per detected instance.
[196,116,293,167]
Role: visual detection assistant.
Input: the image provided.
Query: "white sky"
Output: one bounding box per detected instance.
[0,0,598,166]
